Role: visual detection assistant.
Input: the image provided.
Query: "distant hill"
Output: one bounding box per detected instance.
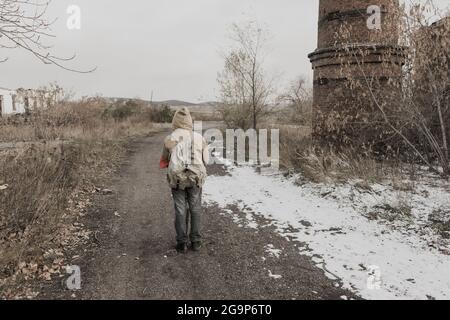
[197,101,221,107]
[153,100,221,108]
[154,100,197,107]
[105,97,220,108]
[100,97,221,120]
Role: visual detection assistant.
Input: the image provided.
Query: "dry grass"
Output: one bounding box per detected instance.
[0,99,162,143]
[279,125,414,184]
[191,111,222,122]
[0,99,164,297]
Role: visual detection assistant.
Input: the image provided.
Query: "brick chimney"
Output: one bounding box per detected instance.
[308,0,406,145]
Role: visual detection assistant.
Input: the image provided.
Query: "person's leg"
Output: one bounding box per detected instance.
[186,186,203,245]
[171,188,188,247]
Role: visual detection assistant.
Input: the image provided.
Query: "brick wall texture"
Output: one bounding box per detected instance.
[309,0,406,145]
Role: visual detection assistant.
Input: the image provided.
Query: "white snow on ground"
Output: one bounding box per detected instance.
[268,270,282,279]
[265,244,283,259]
[221,208,259,229]
[203,164,450,300]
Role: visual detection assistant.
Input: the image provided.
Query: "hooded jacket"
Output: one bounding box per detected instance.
[161,107,209,189]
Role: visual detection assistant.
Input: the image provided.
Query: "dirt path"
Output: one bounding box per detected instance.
[48,131,357,300]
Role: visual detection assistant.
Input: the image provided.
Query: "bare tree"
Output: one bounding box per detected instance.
[218,21,274,129]
[37,82,74,107]
[278,76,313,126]
[407,4,449,175]
[332,1,449,175]
[0,0,93,72]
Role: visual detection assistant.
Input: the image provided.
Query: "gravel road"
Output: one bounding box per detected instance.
[44,130,357,300]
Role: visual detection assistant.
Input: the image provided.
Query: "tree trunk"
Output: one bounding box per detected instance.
[436,98,449,176]
[253,104,257,129]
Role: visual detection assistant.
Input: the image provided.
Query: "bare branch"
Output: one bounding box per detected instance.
[0,0,95,73]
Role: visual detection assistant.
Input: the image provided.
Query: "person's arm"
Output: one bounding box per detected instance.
[160,139,170,169]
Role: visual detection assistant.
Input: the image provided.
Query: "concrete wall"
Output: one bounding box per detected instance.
[0,88,48,117]
[0,88,26,116]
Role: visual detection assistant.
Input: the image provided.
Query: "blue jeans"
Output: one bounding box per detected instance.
[171,186,203,245]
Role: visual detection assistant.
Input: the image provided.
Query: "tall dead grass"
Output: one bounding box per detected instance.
[279,126,417,184]
[0,98,162,142]
[0,99,164,296]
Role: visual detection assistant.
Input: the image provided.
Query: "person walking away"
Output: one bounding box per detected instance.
[160,107,209,253]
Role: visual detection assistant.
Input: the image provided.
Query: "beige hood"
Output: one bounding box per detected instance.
[172,107,193,131]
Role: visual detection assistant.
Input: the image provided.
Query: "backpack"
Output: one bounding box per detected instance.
[168,133,206,190]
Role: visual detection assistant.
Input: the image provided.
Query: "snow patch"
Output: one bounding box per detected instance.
[268,270,282,279]
[203,164,450,300]
[265,244,282,259]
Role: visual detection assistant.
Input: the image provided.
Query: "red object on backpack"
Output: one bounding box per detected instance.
[160,157,169,169]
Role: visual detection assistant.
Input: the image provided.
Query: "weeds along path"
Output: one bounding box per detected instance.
[52,129,354,300]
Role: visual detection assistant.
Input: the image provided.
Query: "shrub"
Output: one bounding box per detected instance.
[147,104,175,123]
[0,97,161,296]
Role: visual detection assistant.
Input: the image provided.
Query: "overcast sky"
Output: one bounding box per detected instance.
[1,0,448,102]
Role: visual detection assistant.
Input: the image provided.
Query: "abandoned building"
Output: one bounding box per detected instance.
[0,87,24,116]
[0,87,48,117]
[308,0,406,145]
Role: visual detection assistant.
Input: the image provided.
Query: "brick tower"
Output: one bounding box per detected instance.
[308,0,406,145]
